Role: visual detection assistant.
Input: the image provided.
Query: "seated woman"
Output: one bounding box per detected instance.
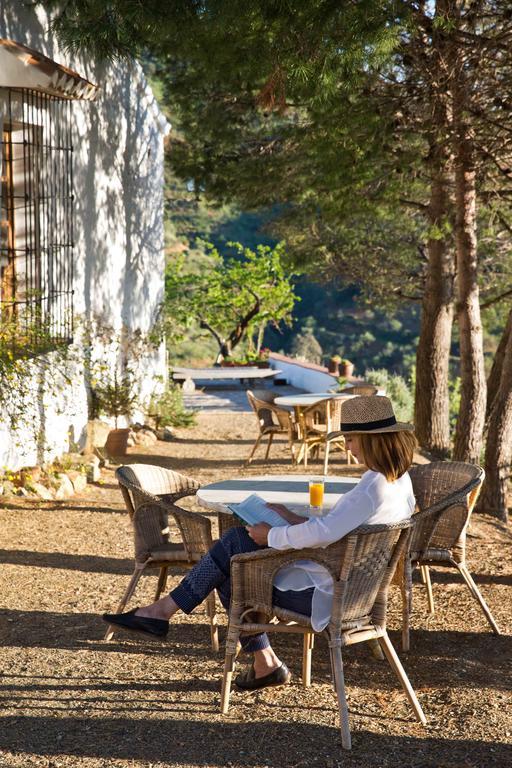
[103,396,417,691]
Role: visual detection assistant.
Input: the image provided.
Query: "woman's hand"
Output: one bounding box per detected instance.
[246,522,271,545]
[266,503,305,525]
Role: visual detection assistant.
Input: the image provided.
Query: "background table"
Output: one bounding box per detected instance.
[172,366,281,391]
[274,393,354,408]
[197,473,360,533]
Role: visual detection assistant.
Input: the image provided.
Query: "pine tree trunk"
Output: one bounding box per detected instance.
[485,308,512,427]
[478,312,512,523]
[414,0,455,457]
[414,170,454,456]
[452,89,486,462]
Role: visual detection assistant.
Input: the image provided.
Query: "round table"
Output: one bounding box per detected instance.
[197,474,360,532]
[274,392,354,408]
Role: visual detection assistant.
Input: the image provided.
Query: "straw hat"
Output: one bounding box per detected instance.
[340,395,414,434]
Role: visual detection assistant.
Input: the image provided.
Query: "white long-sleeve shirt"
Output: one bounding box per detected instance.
[267,470,415,631]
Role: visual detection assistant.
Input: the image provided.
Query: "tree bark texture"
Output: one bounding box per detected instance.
[452,84,487,462]
[485,308,512,429]
[478,309,512,523]
[413,0,455,457]
[414,170,454,456]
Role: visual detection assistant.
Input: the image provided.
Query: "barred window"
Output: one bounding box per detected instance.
[0,88,74,356]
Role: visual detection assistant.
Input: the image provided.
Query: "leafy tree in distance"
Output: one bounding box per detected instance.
[165,242,297,364]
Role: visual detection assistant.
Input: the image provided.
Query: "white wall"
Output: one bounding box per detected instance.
[0,3,168,469]
[269,354,338,392]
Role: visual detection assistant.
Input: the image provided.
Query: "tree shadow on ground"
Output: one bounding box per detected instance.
[0,549,133,574]
[415,568,512,587]
[2,610,509,693]
[0,716,508,768]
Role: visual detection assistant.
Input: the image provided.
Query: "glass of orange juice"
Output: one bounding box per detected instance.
[309,477,325,513]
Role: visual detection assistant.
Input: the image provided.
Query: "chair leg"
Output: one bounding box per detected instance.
[246,434,263,465]
[323,442,330,475]
[264,432,274,460]
[302,632,314,687]
[401,572,411,652]
[104,565,145,641]
[330,644,351,750]
[154,566,169,601]
[378,632,427,724]
[206,592,219,652]
[420,565,435,614]
[456,563,500,634]
[220,653,236,714]
[368,638,385,660]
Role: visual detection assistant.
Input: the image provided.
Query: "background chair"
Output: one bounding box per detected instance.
[104,463,219,651]
[400,462,500,650]
[246,389,297,464]
[297,398,356,472]
[220,519,426,750]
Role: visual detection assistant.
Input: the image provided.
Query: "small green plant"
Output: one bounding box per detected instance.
[146,384,196,429]
[364,368,414,423]
[90,369,138,427]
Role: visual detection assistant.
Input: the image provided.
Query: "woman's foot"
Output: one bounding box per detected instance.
[234,662,291,691]
[102,607,169,638]
[102,596,179,639]
[252,646,283,678]
[233,646,291,689]
[133,595,178,621]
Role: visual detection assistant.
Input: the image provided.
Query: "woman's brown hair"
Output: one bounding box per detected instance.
[357,431,417,481]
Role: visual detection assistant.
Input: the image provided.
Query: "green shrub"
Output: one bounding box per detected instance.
[364,368,414,423]
[146,385,196,428]
[290,330,323,365]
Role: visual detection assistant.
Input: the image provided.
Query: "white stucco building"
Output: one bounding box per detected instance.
[0,2,169,469]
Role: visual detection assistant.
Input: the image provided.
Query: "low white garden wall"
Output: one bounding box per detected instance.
[268,353,338,392]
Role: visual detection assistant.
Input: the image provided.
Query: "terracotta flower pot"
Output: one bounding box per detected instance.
[104,428,131,456]
[339,362,354,377]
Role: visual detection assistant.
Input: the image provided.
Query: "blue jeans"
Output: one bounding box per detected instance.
[170,526,313,652]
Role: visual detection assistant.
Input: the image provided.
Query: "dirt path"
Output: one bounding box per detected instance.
[0,411,511,768]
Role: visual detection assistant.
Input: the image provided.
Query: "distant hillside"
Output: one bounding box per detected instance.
[207,210,420,377]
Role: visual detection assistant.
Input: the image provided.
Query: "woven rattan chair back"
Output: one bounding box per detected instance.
[221,519,426,749]
[116,464,208,562]
[409,462,484,558]
[104,464,219,650]
[399,461,498,648]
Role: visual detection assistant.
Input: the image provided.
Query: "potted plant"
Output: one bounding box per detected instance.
[90,369,138,456]
[339,358,355,377]
[328,355,342,375]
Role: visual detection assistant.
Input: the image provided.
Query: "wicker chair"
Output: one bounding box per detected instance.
[398,462,500,651]
[297,398,356,473]
[220,519,426,750]
[246,389,297,465]
[103,463,219,651]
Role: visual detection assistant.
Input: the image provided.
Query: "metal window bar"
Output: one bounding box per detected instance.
[0,87,74,356]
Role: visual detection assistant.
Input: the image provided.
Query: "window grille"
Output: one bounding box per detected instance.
[0,87,74,356]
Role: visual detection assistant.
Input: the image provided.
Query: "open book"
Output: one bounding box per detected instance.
[227,494,290,527]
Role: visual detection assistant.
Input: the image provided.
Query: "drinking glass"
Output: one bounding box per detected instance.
[309,477,325,512]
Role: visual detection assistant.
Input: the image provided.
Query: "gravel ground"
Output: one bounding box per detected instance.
[0,410,511,768]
